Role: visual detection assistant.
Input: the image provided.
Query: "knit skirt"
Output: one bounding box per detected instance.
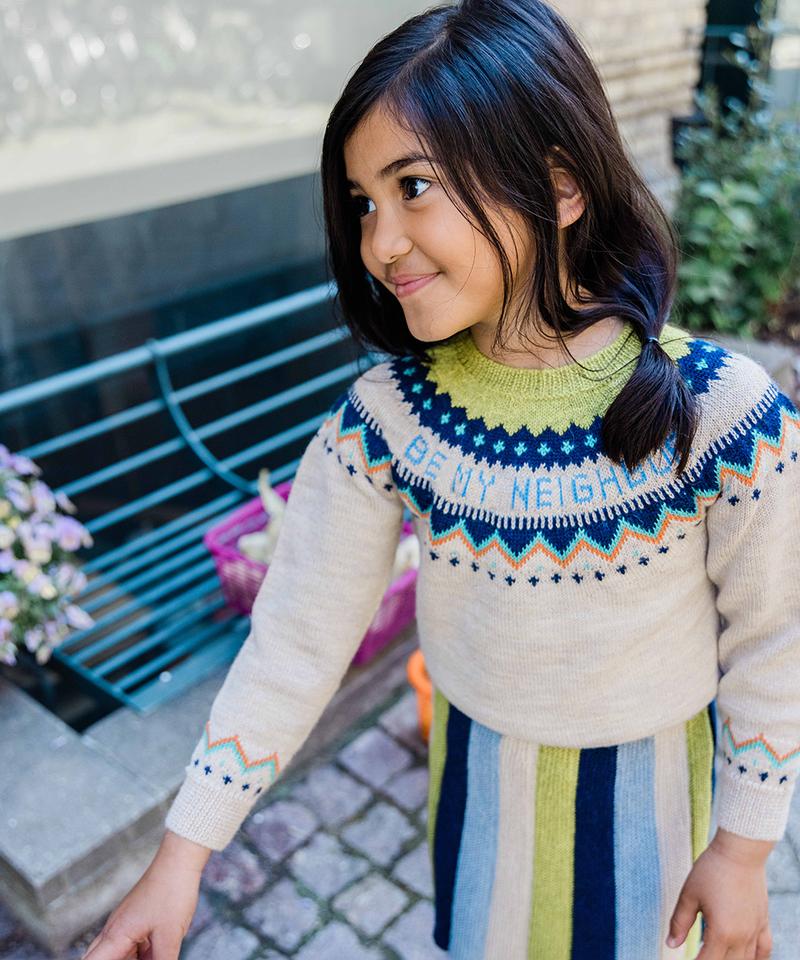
[426,686,717,960]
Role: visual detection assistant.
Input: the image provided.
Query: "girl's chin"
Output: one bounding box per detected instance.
[404,316,468,344]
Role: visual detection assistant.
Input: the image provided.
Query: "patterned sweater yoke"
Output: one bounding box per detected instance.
[165,319,800,850]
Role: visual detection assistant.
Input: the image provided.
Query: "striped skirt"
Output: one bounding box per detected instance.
[427,687,717,960]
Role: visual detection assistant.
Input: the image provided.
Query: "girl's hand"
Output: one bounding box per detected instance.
[667,830,774,959]
[80,831,211,960]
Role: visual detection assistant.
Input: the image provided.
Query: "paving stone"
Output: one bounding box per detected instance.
[769,892,800,960]
[766,839,800,893]
[202,840,269,903]
[378,691,427,753]
[338,727,414,790]
[0,900,22,940]
[291,763,372,828]
[383,901,448,960]
[63,919,106,959]
[341,802,417,867]
[332,873,410,937]
[289,832,371,899]
[244,799,319,862]
[383,766,429,812]
[0,940,51,960]
[294,922,382,960]
[393,841,434,898]
[182,921,260,960]
[243,877,320,952]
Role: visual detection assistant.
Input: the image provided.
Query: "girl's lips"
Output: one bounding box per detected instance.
[394,273,440,298]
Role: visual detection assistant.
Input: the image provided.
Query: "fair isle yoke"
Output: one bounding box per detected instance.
[165,319,800,850]
[350,323,796,579]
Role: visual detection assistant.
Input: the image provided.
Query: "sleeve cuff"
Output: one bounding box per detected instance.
[164,774,258,852]
[714,767,795,841]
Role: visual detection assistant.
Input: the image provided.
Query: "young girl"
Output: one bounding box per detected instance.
[83,2,800,959]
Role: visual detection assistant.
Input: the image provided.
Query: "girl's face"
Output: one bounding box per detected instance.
[344,108,527,341]
[343,104,538,344]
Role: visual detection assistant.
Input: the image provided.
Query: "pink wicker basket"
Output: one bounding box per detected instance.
[204,479,418,666]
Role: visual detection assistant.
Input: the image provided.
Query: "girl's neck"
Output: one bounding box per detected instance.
[467,315,627,371]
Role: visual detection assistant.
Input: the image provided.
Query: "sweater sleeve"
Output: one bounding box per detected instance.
[705,362,800,841]
[164,383,405,850]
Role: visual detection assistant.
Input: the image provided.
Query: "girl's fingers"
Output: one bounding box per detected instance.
[667,890,700,949]
[756,924,774,959]
[149,929,183,960]
[693,931,729,960]
[81,928,139,960]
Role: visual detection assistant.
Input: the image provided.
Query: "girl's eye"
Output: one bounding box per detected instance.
[350,176,432,219]
[401,176,431,201]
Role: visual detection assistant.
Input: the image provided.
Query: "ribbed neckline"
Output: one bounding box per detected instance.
[450,320,644,399]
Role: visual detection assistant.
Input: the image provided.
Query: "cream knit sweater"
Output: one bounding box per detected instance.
[165,320,800,850]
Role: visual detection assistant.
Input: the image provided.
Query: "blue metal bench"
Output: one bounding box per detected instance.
[0,281,382,715]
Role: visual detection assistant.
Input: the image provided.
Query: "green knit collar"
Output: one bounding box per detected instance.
[452,320,645,397]
[423,320,693,434]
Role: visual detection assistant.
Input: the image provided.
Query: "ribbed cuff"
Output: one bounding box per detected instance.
[714,768,795,841]
[164,775,257,852]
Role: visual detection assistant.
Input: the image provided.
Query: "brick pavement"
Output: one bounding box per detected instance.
[2,683,800,958]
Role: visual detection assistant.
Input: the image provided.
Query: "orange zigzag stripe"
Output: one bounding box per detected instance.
[722,717,800,766]
[204,721,280,774]
[717,404,800,489]
[327,408,393,481]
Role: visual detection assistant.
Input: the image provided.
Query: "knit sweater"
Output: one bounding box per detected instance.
[165,319,800,850]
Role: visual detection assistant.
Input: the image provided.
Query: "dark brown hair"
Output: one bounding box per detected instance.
[320,0,699,475]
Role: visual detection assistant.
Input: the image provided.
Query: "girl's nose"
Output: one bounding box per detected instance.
[369,209,414,265]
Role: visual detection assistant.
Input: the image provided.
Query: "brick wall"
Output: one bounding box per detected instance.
[554,0,708,211]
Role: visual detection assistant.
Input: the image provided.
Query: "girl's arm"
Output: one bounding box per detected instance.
[164,379,405,852]
[703,363,800,844]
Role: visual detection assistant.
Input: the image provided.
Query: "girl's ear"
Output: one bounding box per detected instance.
[546,149,586,229]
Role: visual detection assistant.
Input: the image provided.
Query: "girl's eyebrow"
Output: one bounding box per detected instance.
[346,152,435,190]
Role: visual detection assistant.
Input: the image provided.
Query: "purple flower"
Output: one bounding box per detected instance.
[31,481,56,515]
[0,591,18,617]
[54,490,77,515]
[4,478,32,513]
[24,627,44,652]
[0,643,16,666]
[64,604,94,630]
[51,515,88,551]
[9,453,41,477]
